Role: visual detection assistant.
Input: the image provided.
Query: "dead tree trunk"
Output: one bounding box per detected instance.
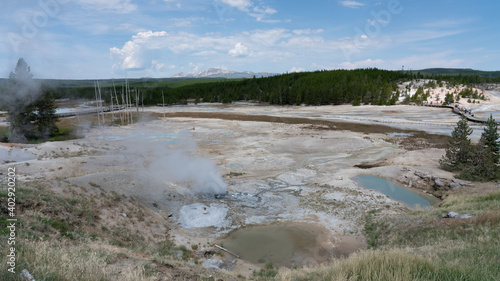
[94,81,101,127]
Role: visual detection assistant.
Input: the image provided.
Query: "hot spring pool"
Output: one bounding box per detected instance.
[223,224,316,265]
[221,223,364,267]
[352,175,436,208]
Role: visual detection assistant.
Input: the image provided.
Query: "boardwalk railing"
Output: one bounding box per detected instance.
[56,105,125,118]
[422,103,500,125]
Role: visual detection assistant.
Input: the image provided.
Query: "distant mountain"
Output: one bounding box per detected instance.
[414,68,500,78]
[172,68,278,79]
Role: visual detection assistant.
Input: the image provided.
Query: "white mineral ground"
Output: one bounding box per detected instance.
[1,87,499,274]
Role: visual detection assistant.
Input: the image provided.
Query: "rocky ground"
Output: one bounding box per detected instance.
[1,100,498,280]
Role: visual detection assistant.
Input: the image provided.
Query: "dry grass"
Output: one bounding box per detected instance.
[0,239,108,281]
[277,188,500,281]
[439,189,500,214]
[278,249,437,281]
[0,180,235,281]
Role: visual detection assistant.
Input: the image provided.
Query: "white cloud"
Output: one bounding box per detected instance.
[249,5,279,22]
[282,36,325,49]
[253,6,277,15]
[189,62,205,72]
[339,1,365,8]
[338,59,385,69]
[255,18,282,23]
[219,0,278,22]
[110,28,356,75]
[193,50,218,56]
[421,19,474,29]
[220,0,253,11]
[249,28,291,45]
[110,30,235,72]
[152,60,166,71]
[292,29,324,35]
[290,66,306,73]
[228,43,249,57]
[78,0,137,13]
[110,31,168,70]
[169,17,204,27]
[163,0,181,9]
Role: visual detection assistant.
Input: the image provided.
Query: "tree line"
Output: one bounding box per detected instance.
[52,69,406,106]
[51,68,500,106]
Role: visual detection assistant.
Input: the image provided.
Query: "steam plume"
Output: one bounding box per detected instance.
[100,127,227,195]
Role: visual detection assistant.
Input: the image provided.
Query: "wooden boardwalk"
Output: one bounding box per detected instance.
[56,105,125,118]
[423,104,500,125]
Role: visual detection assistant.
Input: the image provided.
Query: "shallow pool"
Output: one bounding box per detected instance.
[352,175,434,208]
[222,223,365,266]
[223,224,316,265]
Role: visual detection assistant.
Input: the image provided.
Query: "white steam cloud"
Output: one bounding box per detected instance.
[100,128,227,195]
[0,58,45,143]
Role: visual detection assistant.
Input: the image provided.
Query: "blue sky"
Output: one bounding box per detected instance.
[0,0,499,79]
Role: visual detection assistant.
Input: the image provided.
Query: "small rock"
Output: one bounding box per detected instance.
[414,171,430,180]
[434,179,444,187]
[203,258,224,270]
[122,213,127,217]
[448,211,459,218]
[21,269,35,281]
[448,182,461,190]
[61,211,73,218]
[452,179,465,185]
[204,250,215,258]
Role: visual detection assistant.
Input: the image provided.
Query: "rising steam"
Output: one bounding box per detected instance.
[0,58,44,143]
[101,127,227,195]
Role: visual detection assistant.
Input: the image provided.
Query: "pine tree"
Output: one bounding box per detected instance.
[5,58,38,143]
[444,92,454,104]
[33,85,60,139]
[480,114,500,164]
[9,58,33,81]
[464,138,498,181]
[440,115,473,170]
[3,58,59,143]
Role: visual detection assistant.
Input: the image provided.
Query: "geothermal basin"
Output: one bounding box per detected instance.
[10,101,492,275]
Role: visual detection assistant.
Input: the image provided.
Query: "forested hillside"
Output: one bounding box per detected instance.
[416,68,500,78]
[49,68,500,106]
